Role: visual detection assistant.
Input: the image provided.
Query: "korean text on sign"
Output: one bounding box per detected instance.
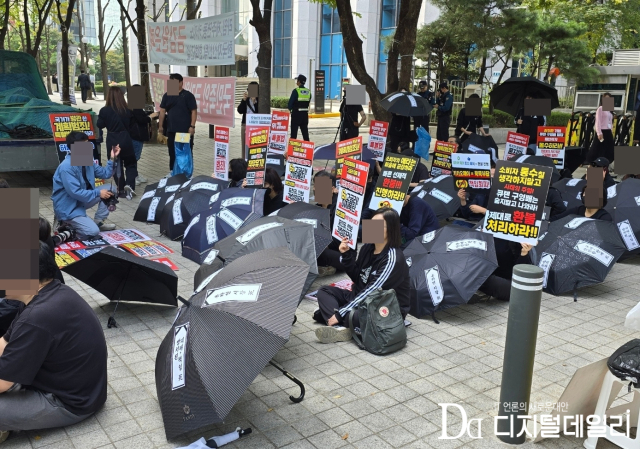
[451,152,492,191]
[214,126,230,181]
[368,120,389,161]
[504,131,530,161]
[268,111,290,155]
[431,140,456,177]
[536,126,566,169]
[368,153,418,213]
[284,139,314,203]
[332,158,369,250]
[246,128,269,186]
[335,136,363,179]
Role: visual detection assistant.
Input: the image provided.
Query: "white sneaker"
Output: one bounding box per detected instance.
[124,185,136,200]
[137,175,148,183]
[96,221,116,231]
[315,325,352,344]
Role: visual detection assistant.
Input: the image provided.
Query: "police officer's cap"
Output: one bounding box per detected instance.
[295,74,307,84]
[419,80,428,87]
[439,82,448,89]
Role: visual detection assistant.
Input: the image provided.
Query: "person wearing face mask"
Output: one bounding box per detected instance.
[260,168,286,215]
[455,162,496,223]
[214,158,247,188]
[550,185,612,222]
[514,92,546,153]
[237,82,259,159]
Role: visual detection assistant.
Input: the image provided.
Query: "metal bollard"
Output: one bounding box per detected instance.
[497,264,544,444]
[209,124,215,139]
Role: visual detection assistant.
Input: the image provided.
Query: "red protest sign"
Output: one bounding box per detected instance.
[214,126,230,180]
[284,139,314,203]
[504,131,530,161]
[247,127,269,186]
[332,157,369,249]
[536,126,566,169]
[268,111,290,155]
[335,136,363,179]
[368,120,389,161]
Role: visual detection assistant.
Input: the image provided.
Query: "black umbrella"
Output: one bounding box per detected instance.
[134,174,191,223]
[266,153,286,177]
[403,225,498,322]
[411,175,461,220]
[62,246,179,328]
[156,248,310,440]
[531,214,626,298]
[489,77,560,117]
[460,134,499,162]
[553,177,586,210]
[193,216,318,300]
[160,176,228,240]
[381,91,433,117]
[181,188,266,264]
[514,154,561,183]
[603,177,640,254]
[273,201,332,258]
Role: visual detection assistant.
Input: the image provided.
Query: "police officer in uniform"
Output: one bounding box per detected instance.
[413,81,435,133]
[288,74,312,141]
[434,82,453,141]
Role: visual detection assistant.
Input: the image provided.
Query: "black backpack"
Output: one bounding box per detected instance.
[608,339,640,389]
[129,110,152,142]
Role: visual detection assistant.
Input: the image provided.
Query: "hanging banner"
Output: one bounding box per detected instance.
[268,111,290,155]
[246,127,269,186]
[147,13,235,66]
[451,152,492,191]
[536,126,566,169]
[332,158,369,250]
[283,139,314,203]
[149,73,236,128]
[56,42,77,105]
[214,126,230,181]
[482,160,552,245]
[336,136,363,179]
[368,153,418,213]
[430,140,456,177]
[368,121,389,161]
[504,131,530,161]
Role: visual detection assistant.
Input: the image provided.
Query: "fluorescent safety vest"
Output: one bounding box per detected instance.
[294,87,311,113]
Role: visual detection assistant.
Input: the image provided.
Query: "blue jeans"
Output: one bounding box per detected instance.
[132,140,143,161]
[60,187,110,239]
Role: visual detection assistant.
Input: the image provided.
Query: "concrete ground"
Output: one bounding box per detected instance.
[0,94,633,449]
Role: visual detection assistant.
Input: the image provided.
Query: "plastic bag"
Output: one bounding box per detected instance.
[414,126,431,161]
[173,141,193,178]
[625,302,640,331]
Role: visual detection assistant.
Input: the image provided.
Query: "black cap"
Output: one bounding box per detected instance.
[419,80,428,87]
[592,157,610,168]
[295,74,307,84]
[439,82,448,89]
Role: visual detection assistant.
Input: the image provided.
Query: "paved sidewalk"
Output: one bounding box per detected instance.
[0,100,634,448]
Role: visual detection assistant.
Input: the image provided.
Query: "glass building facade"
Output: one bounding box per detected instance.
[273,0,293,78]
[377,0,401,93]
[319,5,347,100]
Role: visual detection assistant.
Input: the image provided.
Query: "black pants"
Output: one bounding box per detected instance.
[317,286,360,327]
[81,88,89,103]
[436,115,451,141]
[107,154,138,193]
[291,114,309,141]
[340,125,359,141]
[586,129,614,164]
[91,83,97,97]
[317,240,355,271]
[478,274,511,302]
[166,132,195,171]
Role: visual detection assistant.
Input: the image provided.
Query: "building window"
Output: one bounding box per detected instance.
[319,4,347,100]
[273,0,292,79]
[377,0,401,93]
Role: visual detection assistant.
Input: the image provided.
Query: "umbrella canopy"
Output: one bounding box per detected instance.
[403,225,498,319]
[410,175,461,220]
[514,154,561,183]
[489,77,560,116]
[381,91,433,117]
[266,153,286,177]
[135,174,191,224]
[181,187,266,264]
[553,178,586,210]
[314,143,376,161]
[460,134,499,162]
[273,201,332,257]
[531,215,626,296]
[156,248,310,440]
[604,177,640,254]
[160,176,228,240]
[193,216,318,300]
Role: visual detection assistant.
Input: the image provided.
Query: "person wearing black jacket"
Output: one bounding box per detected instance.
[400,194,439,246]
[455,94,489,144]
[315,207,411,343]
[339,90,367,140]
[478,240,533,301]
[224,158,248,188]
[550,185,613,222]
[545,186,567,220]
[413,81,435,134]
[388,113,412,155]
[515,93,546,151]
[76,70,91,103]
[580,157,616,190]
[237,82,258,159]
[260,168,287,215]
[129,92,158,186]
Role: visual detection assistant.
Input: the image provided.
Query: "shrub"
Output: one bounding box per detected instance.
[547,112,572,126]
[271,97,289,109]
[482,114,496,127]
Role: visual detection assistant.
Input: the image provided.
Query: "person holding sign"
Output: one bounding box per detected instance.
[399,194,439,247]
[478,242,534,302]
[456,162,496,222]
[315,208,410,344]
[242,168,286,215]
[237,82,259,158]
[455,94,490,144]
[514,93,545,152]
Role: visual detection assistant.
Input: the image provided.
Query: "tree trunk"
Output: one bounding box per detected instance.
[385,0,422,93]
[121,7,131,88]
[57,0,78,105]
[437,51,445,82]
[476,51,487,85]
[24,0,54,57]
[97,0,110,98]
[249,0,273,114]
[135,0,152,103]
[186,0,201,77]
[544,56,554,83]
[0,0,10,49]
[45,24,53,95]
[76,10,86,71]
[334,0,387,120]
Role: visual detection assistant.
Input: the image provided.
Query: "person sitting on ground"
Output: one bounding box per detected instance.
[456,163,496,223]
[476,241,533,302]
[400,193,439,247]
[314,207,411,343]
[0,180,18,336]
[580,157,616,190]
[401,148,430,188]
[551,185,612,222]
[0,241,107,441]
[51,131,120,239]
[257,168,287,216]
[545,184,567,220]
[215,158,247,188]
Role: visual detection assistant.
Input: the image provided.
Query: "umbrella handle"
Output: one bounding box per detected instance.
[268,360,305,403]
[177,295,191,307]
[431,311,440,324]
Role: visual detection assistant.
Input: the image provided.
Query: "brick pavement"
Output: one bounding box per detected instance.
[0,98,636,448]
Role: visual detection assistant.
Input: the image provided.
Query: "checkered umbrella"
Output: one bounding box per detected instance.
[273,202,332,258]
[155,248,310,440]
[134,174,190,223]
[410,175,461,220]
[603,177,640,255]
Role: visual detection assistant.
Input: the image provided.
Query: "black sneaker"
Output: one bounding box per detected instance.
[312,309,324,324]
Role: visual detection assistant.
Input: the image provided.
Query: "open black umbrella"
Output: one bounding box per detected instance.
[266,153,286,177]
[514,154,561,183]
[381,91,433,117]
[603,177,640,254]
[156,248,310,440]
[553,177,586,210]
[531,215,626,298]
[411,175,461,220]
[489,77,559,117]
[160,176,228,240]
[460,134,499,162]
[134,174,190,223]
[181,188,266,264]
[62,246,179,327]
[403,225,498,322]
[273,202,332,258]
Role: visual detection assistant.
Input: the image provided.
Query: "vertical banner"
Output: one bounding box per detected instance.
[268,111,290,155]
[368,153,418,213]
[214,126,230,181]
[245,114,272,158]
[332,158,370,250]
[451,152,492,191]
[504,131,530,160]
[315,70,325,114]
[536,126,566,169]
[56,43,78,105]
[482,160,552,245]
[283,139,314,203]
[368,121,389,161]
[335,136,363,179]
[246,127,269,186]
[430,141,456,177]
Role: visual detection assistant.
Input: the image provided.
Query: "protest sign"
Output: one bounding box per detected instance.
[150,74,236,128]
[368,121,389,161]
[504,131,530,160]
[49,113,98,164]
[305,279,353,301]
[55,247,105,269]
[54,237,109,251]
[147,13,235,66]
[99,229,151,245]
[536,126,566,169]
[481,160,552,245]
[336,136,363,179]
[332,158,369,249]
[451,152,492,191]
[152,257,179,271]
[430,141,456,177]
[283,139,314,203]
[246,127,269,186]
[244,113,272,156]
[368,153,418,213]
[119,240,174,257]
[268,111,290,155]
[214,126,230,180]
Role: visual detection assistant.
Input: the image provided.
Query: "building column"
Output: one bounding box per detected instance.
[291,0,319,81]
